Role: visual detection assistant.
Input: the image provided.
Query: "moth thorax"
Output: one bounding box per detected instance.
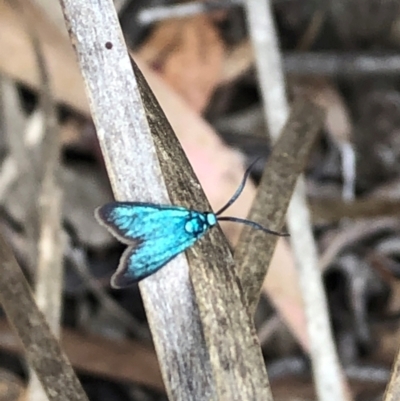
[185,213,209,235]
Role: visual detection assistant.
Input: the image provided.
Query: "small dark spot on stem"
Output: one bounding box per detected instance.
[105,42,113,49]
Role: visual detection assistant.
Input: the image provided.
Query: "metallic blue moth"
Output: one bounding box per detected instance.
[96,161,288,288]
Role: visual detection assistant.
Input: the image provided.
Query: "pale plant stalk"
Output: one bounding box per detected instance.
[244,0,352,400]
[17,2,65,399]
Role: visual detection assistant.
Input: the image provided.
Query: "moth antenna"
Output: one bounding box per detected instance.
[215,158,261,216]
[217,216,289,237]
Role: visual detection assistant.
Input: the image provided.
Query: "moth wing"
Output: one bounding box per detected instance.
[95,202,190,244]
[95,202,205,288]
[112,231,199,288]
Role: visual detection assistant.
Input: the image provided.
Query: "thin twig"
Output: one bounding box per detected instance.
[284,52,400,76]
[244,0,351,400]
[137,0,295,25]
[0,232,88,401]
[138,0,243,25]
[0,77,23,201]
[0,78,28,170]
[0,77,40,263]
[12,1,64,400]
[14,0,64,337]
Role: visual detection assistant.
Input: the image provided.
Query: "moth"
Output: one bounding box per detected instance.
[96,161,288,288]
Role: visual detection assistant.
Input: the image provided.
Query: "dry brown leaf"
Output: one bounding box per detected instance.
[0,0,87,113]
[263,240,309,351]
[137,15,224,112]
